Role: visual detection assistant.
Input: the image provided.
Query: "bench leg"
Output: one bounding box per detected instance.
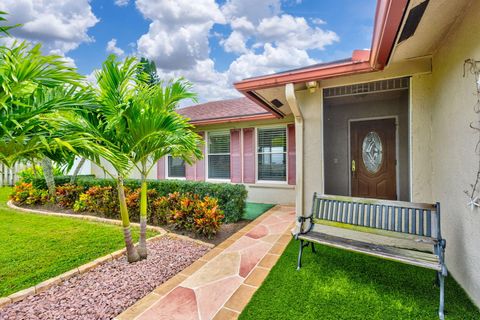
[297,240,304,270]
[311,242,316,254]
[438,271,445,320]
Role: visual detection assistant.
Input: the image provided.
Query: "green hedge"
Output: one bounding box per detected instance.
[32,176,248,223]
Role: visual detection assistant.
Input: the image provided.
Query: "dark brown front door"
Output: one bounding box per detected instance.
[350,118,396,200]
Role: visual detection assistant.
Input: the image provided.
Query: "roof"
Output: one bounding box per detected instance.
[177,97,275,125]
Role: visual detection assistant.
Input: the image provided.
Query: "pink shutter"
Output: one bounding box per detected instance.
[157,157,165,180]
[287,124,296,185]
[230,129,242,183]
[243,128,255,183]
[195,132,205,181]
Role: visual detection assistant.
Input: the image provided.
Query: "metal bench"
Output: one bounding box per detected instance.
[295,193,447,319]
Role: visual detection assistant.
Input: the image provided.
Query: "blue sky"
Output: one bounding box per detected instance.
[0,0,377,103]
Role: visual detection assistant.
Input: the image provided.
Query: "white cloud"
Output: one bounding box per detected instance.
[115,0,129,6]
[106,38,125,56]
[135,0,224,70]
[227,43,315,82]
[256,15,338,50]
[132,0,338,103]
[156,59,240,105]
[312,18,326,25]
[221,31,248,54]
[0,0,98,56]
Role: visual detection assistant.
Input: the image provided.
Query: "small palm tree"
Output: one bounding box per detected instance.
[126,78,202,258]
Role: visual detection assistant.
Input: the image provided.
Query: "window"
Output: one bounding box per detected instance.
[208,131,230,179]
[257,127,287,181]
[167,156,185,178]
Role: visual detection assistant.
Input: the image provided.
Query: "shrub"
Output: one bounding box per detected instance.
[55,184,84,208]
[125,188,158,221]
[73,186,120,218]
[31,175,95,189]
[33,176,247,223]
[192,196,224,238]
[152,192,224,238]
[10,182,50,205]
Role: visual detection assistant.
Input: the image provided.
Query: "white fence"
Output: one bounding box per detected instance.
[0,163,22,186]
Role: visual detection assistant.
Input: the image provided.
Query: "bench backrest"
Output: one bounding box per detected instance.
[312,194,441,240]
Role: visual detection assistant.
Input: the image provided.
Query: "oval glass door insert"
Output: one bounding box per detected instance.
[362,131,383,173]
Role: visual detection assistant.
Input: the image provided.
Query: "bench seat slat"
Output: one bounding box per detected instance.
[298,232,441,271]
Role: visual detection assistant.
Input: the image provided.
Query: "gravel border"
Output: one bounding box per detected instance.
[0,236,210,320]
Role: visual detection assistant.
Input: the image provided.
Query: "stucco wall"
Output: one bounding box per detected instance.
[296,89,324,214]
[425,0,480,305]
[245,184,295,204]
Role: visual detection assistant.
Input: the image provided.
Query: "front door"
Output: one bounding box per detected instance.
[350,118,396,200]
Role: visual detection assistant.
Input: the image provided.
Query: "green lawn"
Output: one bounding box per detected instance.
[0,187,157,297]
[240,240,479,320]
[243,202,275,220]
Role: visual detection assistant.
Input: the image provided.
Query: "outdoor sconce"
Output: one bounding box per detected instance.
[306,81,318,93]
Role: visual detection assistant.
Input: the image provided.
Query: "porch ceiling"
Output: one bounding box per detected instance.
[390,0,471,63]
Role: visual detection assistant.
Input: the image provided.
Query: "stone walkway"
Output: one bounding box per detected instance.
[116,205,295,320]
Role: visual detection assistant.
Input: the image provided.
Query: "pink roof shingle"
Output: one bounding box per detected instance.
[177,97,273,124]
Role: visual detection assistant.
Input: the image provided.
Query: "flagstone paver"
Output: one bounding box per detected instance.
[116,205,295,320]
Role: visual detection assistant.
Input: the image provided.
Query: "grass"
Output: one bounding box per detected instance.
[243,202,275,220]
[0,187,157,297]
[240,240,480,320]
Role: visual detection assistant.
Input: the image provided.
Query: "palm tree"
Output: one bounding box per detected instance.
[0,41,85,167]
[126,79,203,258]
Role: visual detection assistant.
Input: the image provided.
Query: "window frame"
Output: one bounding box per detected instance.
[165,155,186,180]
[255,125,288,184]
[206,130,232,182]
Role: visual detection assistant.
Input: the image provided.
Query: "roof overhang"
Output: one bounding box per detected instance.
[233,0,409,115]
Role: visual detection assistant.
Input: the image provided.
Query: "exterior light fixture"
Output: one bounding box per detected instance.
[306,81,318,93]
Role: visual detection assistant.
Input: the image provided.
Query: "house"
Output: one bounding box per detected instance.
[232,0,480,308]
[82,0,480,307]
[156,97,297,205]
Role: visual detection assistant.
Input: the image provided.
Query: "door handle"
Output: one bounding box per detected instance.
[351,159,356,176]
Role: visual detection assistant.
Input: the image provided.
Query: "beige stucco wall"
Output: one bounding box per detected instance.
[423,0,480,305]
[296,89,323,213]
[245,184,295,205]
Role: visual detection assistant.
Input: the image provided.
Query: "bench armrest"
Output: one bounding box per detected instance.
[295,215,314,239]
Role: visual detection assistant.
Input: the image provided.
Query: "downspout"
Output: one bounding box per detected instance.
[285,83,304,218]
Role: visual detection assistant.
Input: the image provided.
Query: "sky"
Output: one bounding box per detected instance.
[0,0,377,105]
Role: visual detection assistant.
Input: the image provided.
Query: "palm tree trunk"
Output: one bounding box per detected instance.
[137,172,148,259]
[41,157,55,199]
[31,158,38,177]
[70,157,86,184]
[117,176,140,263]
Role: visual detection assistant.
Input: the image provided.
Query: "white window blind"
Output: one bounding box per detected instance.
[208,131,230,179]
[257,127,287,181]
[167,156,185,178]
